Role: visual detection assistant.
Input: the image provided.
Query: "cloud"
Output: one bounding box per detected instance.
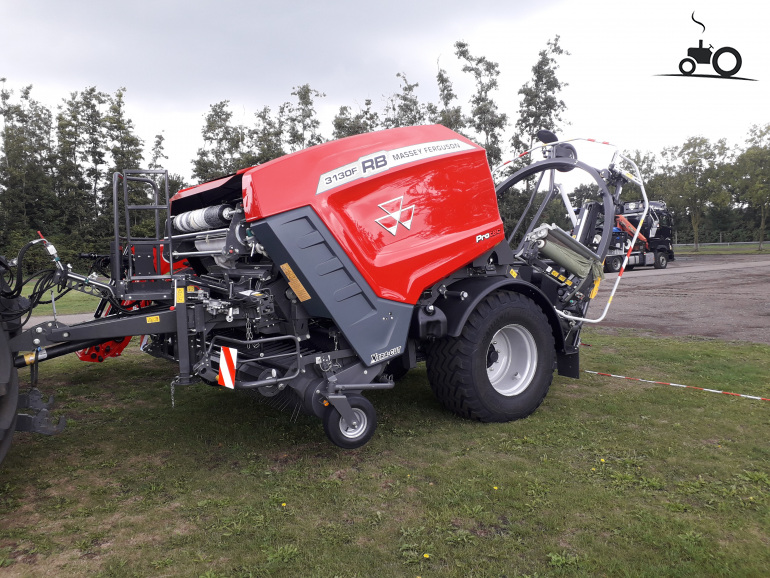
[2,0,769,180]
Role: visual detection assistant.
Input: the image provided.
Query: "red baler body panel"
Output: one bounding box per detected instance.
[173,125,503,303]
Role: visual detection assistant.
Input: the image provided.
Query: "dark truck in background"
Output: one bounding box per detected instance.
[603,200,674,273]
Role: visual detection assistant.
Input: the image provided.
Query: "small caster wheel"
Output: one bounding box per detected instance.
[323,395,377,449]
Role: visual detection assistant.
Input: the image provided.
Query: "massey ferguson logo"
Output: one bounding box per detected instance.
[375,196,415,236]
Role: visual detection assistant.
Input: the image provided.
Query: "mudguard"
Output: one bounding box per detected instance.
[434,276,580,378]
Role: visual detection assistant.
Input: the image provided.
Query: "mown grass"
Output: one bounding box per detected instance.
[0,328,768,577]
[675,243,770,256]
[22,286,101,317]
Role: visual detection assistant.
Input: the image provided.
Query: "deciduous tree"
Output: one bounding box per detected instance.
[282,84,325,152]
[247,106,285,164]
[332,99,380,139]
[511,36,569,154]
[149,132,188,200]
[429,65,464,133]
[383,73,428,129]
[734,144,770,250]
[191,100,247,182]
[660,137,730,251]
[455,41,507,166]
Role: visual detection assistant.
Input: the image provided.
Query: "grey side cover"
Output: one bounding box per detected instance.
[251,207,413,367]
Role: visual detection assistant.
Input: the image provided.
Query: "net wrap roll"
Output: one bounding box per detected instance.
[173,205,233,233]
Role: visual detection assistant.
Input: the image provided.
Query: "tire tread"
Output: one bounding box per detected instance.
[426,291,554,422]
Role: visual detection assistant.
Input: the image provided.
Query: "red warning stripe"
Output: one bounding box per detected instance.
[217,347,237,389]
[585,370,770,401]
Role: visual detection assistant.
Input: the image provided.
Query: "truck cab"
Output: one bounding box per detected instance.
[604,200,675,272]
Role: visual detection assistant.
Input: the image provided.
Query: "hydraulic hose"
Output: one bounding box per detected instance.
[1,239,46,299]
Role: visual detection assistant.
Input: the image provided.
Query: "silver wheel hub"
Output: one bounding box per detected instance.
[339,408,367,439]
[486,324,537,396]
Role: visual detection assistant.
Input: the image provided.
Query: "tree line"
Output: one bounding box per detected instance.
[1,36,768,273]
[0,82,182,270]
[633,129,770,250]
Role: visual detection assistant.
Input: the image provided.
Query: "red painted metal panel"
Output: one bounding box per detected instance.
[172,125,504,304]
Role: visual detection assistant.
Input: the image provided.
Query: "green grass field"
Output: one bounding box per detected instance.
[1,328,768,577]
[675,243,770,255]
[23,285,102,317]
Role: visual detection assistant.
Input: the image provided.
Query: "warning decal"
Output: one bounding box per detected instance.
[316,138,475,195]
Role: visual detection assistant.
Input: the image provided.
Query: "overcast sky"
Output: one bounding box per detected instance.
[1,0,768,180]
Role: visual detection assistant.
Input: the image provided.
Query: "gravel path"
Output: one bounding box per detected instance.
[592,253,770,344]
[28,253,770,345]
[27,313,96,326]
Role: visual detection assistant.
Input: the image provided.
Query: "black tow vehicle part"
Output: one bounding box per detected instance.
[3,171,204,438]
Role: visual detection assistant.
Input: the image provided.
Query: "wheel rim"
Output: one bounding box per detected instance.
[338,408,367,440]
[486,324,538,396]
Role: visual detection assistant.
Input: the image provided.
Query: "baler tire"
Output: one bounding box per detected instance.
[0,413,17,468]
[653,251,668,269]
[323,395,377,449]
[0,349,19,467]
[426,291,554,422]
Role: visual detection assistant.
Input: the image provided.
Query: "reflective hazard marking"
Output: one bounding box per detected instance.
[218,347,238,389]
[280,263,312,302]
[590,278,601,299]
